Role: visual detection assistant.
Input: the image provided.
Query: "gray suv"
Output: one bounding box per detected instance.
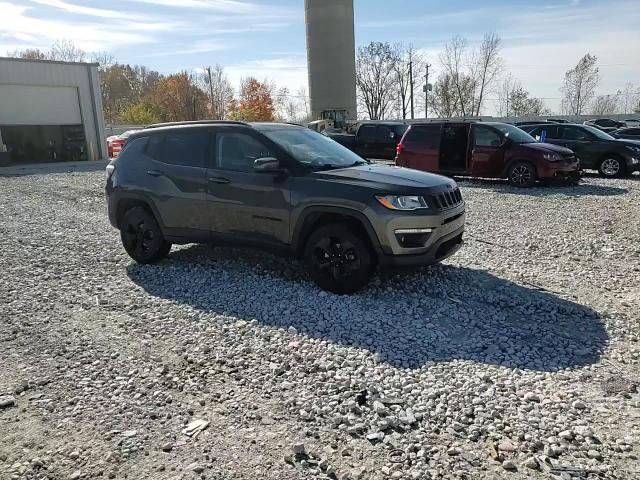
[106,121,465,293]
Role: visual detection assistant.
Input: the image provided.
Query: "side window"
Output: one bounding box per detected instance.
[216,132,273,173]
[628,128,640,135]
[146,135,164,160]
[358,125,376,143]
[119,136,147,157]
[376,125,394,144]
[561,126,590,141]
[404,125,441,150]
[161,132,209,168]
[474,126,502,147]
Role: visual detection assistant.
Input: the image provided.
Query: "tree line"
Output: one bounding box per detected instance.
[7,37,640,124]
[356,35,640,119]
[7,41,310,125]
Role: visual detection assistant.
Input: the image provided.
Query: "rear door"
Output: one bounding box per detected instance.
[470,124,505,177]
[206,128,291,245]
[557,125,597,168]
[398,124,442,171]
[143,130,210,236]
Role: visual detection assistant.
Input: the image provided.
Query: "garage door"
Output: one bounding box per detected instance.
[0,84,81,125]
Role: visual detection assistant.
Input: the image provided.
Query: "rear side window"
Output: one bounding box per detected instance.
[146,135,164,160]
[404,125,441,149]
[358,125,376,142]
[119,136,147,157]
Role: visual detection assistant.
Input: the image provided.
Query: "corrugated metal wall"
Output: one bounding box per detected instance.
[0,58,107,160]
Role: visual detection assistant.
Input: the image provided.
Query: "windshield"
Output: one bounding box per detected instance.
[583,124,615,140]
[263,128,368,168]
[492,123,536,143]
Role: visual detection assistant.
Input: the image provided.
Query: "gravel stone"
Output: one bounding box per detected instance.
[1,171,639,479]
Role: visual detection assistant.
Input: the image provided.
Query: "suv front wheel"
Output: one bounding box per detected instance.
[304,223,374,294]
[120,206,171,264]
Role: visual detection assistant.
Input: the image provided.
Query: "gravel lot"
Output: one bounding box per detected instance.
[1,170,639,480]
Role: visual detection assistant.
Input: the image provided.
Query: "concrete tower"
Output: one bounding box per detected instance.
[304,0,357,124]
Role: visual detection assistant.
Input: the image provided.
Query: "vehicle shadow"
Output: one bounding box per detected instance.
[126,245,608,372]
[457,177,629,197]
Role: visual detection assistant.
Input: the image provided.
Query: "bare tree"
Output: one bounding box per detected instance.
[296,87,311,122]
[6,48,48,60]
[470,33,503,116]
[429,73,474,118]
[591,94,619,115]
[619,82,640,114]
[560,53,599,115]
[202,65,234,119]
[497,74,548,117]
[392,43,426,119]
[356,42,398,120]
[439,36,471,116]
[49,39,86,62]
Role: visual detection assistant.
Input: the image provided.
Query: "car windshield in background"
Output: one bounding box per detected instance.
[583,124,615,140]
[263,128,367,168]
[493,123,536,144]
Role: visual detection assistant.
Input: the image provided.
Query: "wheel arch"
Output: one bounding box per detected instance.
[292,206,382,260]
[115,194,164,231]
[503,158,538,178]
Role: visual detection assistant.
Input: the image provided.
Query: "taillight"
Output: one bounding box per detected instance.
[396,143,405,156]
[106,164,115,180]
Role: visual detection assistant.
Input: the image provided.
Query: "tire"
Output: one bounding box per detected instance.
[120,206,171,264]
[598,156,625,178]
[508,161,537,187]
[303,223,374,294]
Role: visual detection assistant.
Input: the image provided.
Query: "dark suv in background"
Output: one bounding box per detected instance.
[522,123,640,177]
[395,121,579,187]
[106,121,465,293]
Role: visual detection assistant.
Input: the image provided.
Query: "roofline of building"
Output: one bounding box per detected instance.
[0,56,99,67]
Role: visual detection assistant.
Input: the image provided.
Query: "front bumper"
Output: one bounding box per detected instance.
[372,203,466,268]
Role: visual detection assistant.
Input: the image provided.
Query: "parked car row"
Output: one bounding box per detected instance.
[107,130,141,158]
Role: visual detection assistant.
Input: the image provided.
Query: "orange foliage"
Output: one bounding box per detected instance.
[150,72,209,122]
[228,77,275,122]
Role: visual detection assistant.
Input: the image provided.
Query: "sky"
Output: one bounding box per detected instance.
[1,0,639,115]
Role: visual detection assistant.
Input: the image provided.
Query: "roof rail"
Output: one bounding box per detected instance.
[146,120,249,129]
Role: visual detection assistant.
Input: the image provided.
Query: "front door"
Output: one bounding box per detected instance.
[206,128,291,245]
[470,124,505,177]
[557,125,597,168]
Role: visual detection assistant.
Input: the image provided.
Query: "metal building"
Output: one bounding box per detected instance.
[0,57,106,166]
[305,0,357,126]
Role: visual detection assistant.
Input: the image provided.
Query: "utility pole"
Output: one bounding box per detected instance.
[206,66,215,118]
[409,60,414,120]
[424,63,431,118]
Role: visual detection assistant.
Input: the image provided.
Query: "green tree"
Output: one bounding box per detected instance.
[121,102,165,125]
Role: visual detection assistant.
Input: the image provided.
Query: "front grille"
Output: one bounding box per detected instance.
[431,187,463,210]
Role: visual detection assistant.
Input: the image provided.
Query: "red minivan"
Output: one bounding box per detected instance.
[395,121,580,187]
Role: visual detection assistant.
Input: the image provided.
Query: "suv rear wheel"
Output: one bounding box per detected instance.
[598,156,625,178]
[304,223,374,294]
[508,161,537,187]
[120,207,171,264]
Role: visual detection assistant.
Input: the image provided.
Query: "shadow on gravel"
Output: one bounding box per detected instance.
[127,245,608,371]
[458,178,628,197]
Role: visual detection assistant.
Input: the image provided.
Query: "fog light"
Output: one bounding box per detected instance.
[395,228,432,248]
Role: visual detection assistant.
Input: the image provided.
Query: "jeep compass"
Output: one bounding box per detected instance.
[106,121,465,293]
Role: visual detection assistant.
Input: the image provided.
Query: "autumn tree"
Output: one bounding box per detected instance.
[121,102,165,125]
[356,42,398,120]
[228,77,275,122]
[429,73,475,118]
[560,54,599,115]
[7,48,48,60]
[150,72,209,122]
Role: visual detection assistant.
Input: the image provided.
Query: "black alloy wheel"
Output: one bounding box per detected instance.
[508,161,537,187]
[120,207,171,264]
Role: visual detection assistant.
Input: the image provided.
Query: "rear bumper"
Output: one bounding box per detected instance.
[378,226,464,268]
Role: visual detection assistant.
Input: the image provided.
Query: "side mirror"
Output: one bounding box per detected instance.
[254,157,282,172]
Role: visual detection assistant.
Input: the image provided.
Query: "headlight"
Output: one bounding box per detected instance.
[376,195,428,210]
[626,145,640,155]
[543,152,562,162]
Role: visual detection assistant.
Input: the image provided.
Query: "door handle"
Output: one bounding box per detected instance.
[146,169,164,177]
[208,176,230,184]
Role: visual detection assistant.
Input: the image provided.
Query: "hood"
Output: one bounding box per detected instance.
[311,164,456,189]
[524,142,574,155]
[615,138,640,147]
